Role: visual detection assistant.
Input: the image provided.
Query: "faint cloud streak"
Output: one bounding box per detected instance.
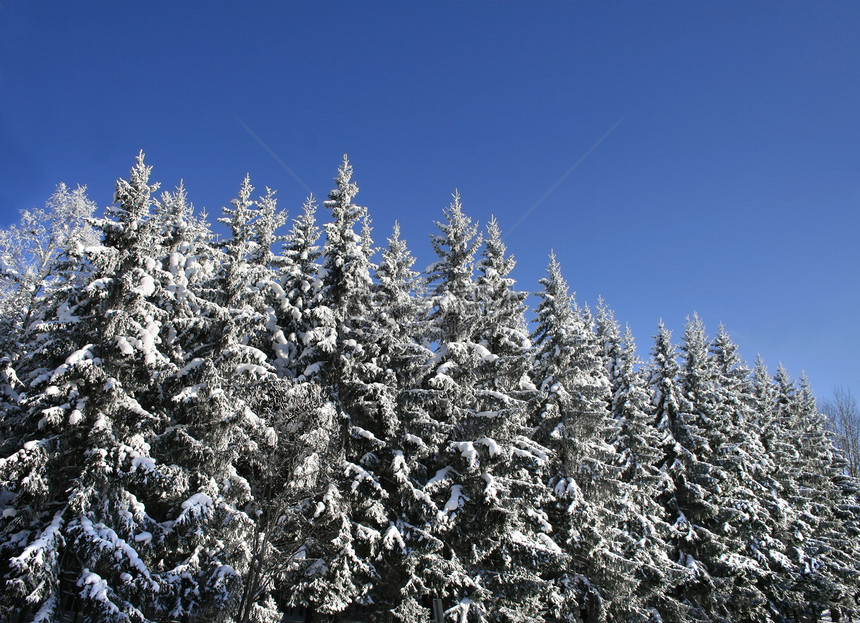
[506,115,627,237]
[235,117,313,195]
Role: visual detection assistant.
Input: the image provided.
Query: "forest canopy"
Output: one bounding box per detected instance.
[0,153,857,623]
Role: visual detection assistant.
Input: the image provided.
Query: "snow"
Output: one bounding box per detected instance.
[429,372,456,391]
[132,274,155,297]
[526,507,553,533]
[510,529,563,555]
[404,433,426,448]
[303,362,323,377]
[117,336,134,356]
[80,570,124,616]
[443,485,468,512]
[470,342,498,363]
[344,462,386,496]
[174,383,203,402]
[720,551,761,573]
[512,438,549,465]
[10,508,64,572]
[382,524,406,552]
[235,363,269,377]
[181,492,213,511]
[449,597,472,623]
[476,437,501,457]
[481,472,497,500]
[451,441,478,468]
[227,343,268,363]
[38,406,64,429]
[31,594,57,623]
[351,426,381,445]
[86,277,113,292]
[78,516,152,579]
[476,389,511,404]
[51,344,96,381]
[131,455,157,474]
[426,466,454,487]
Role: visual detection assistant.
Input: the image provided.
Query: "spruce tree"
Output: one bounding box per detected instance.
[595,304,686,622]
[0,183,98,358]
[657,316,775,621]
[397,192,485,619]
[531,255,639,623]
[291,157,380,619]
[417,197,558,621]
[1,153,194,622]
[278,195,322,379]
[705,324,778,621]
[474,217,533,397]
[749,357,803,620]
[774,373,860,621]
[5,151,860,623]
[352,223,441,621]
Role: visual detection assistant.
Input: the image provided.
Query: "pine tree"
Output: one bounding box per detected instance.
[321,156,373,325]
[595,304,686,622]
[278,195,322,379]
[1,152,194,622]
[414,197,558,621]
[462,219,557,622]
[646,322,697,622]
[250,186,288,270]
[6,152,860,623]
[656,316,773,622]
[658,315,729,621]
[705,325,778,621]
[291,156,380,619]
[774,373,860,621]
[531,254,639,623]
[474,217,533,398]
[345,222,442,621]
[150,182,222,365]
[0,183,98,357]
[152,180,291,622]
[749,357,804,620]
[426,191,482,347]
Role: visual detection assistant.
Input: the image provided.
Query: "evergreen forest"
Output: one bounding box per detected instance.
[1,153,857,623]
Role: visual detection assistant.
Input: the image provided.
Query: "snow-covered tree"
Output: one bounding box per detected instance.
[277,194,323,378]
[0,183,98,356]
[411,198,557,621]
[531,254,639,622]
[1,152,188,622]
[768,371,860,621]
[288,157,382,619]
[474,216,533,398]
[595,304,687,622]
[3,152,858,623]
[655,316,780,621]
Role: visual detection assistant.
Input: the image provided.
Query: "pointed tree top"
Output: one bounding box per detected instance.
[326,156,359,210]
[541,250,569,294]
[110,150,160,230]
[335,154,354,186]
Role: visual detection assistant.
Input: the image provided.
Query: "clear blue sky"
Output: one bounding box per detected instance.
[1,1,858,403]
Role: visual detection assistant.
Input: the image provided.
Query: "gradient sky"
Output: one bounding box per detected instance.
[1,1,858,403]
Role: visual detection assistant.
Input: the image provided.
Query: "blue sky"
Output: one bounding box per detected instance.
[1,1,858,402]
